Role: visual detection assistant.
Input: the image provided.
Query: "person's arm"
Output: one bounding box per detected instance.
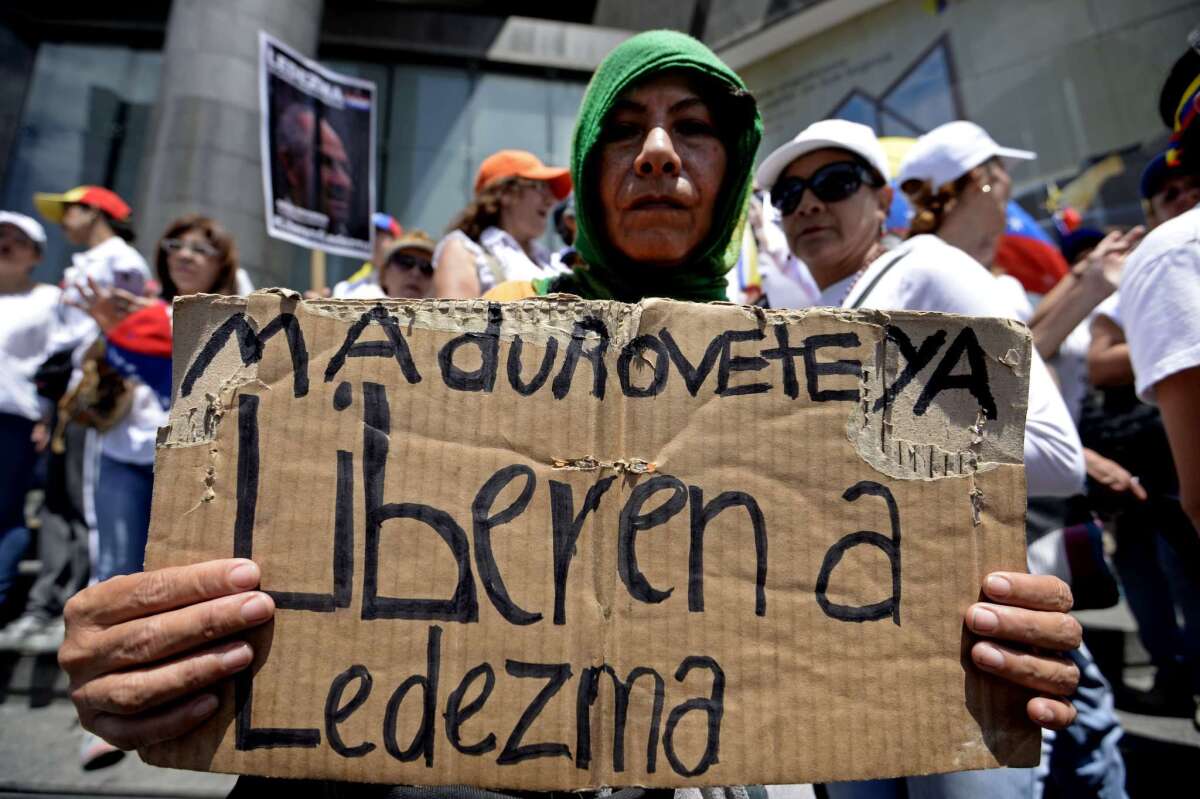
[1156,366,1200,533]
[1086,313,1134,387]
[1029,278,1112,360]
[1028,228,1143,360]
[432,238,483,299]
[59,560,274,749]
[1085,448,1148,500]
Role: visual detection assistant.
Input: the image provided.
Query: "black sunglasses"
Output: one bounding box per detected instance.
[770,161,879,216]
[386,253,433,277]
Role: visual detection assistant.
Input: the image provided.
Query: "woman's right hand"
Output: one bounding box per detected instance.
[58,559,276,750]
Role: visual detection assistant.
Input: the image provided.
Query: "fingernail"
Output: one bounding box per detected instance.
[986,574,1012,598]
[229,561,260,590]
[1037,705,1055,724]
[975,643,1005,669]
[192,694,218,719]
[221,643,253,671]
[240,593,272,622]
[971,606,1000,633]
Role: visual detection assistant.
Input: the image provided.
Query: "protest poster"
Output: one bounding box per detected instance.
[259,32,375,259]
[142,292,1040,789]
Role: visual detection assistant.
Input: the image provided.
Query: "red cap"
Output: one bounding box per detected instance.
[34,186,132,224]
[473,150,571,200]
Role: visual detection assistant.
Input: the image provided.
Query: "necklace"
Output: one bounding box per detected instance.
[836,243,890,307]
[837,267,869,307]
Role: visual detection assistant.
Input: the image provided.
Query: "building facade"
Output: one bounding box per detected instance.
[1,0,1192,288]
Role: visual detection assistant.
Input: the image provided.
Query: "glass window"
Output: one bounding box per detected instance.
[880,43,957,134]
[2,44,162,284]
[831,92,879,129]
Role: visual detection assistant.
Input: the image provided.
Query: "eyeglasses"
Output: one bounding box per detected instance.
[385,253,433,277]
[162,238,220,259]
[770,161,878,216]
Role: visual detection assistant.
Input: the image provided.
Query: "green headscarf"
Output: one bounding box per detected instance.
[539,30,762,303]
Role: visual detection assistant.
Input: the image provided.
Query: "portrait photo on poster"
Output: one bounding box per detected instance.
[259,31,375,258]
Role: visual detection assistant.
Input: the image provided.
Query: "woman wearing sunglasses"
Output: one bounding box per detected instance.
[379,230,436,299]
[758,119,1086,798]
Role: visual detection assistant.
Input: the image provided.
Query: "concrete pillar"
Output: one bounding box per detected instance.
[135,0,323,288]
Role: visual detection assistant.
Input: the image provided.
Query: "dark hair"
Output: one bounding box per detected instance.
[70,202,135,243]
[445,176,522,242]
[1160,43,1200,168]
[155,215,239,300]
[104,211,136,243]
[904,168,980,236]
[1160,43,1200,128]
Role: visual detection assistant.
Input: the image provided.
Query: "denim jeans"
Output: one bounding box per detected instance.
[93,454,154,581]
[0,413,38,608]
[1112,502,1200,691]
[1036,642,1127,799]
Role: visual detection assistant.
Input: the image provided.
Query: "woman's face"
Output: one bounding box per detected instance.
[165,228,223,296]
[778,148,889,282]
[0,223,39,279]
[380,246,434,299]
[500,179,556,242]
[597,72,728,267]
[61,203,97,246]
[934,158,1010,265]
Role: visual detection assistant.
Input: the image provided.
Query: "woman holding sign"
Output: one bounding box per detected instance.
[58,31,1083,798]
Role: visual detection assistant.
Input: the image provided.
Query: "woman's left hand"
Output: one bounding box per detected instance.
[67,275,153,332]
[964,571,1082,730]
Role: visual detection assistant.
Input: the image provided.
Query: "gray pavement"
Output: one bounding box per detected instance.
[0,691,235,797]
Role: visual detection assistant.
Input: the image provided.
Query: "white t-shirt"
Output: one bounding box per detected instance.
[332,264,385,300]
[0,283,62,421]
[1120,206,1200,403]
[51,236,152,357]
[1051,320,1093,425]
[819,235,1085,497]
[994,274,1034,323]
[434,227,562,294]
[1092,292,1121,327]
[49,236,159,463]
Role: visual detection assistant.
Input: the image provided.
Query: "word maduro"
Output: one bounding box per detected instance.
[179,302,997,414]
[230,378,904,776]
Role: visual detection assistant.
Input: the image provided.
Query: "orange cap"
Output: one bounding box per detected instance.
[33,186,132,224]
[473,150,572,200]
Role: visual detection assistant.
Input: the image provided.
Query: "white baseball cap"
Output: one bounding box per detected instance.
[897,120,1035,191]
[0,211,47,250]
[755,119,891,191]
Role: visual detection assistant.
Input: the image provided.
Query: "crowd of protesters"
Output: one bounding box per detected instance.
[0,26,1198,798]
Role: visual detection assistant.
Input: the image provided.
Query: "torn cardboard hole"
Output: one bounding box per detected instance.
[142,293,1036,789]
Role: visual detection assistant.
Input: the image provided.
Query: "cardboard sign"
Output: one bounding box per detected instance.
[142,292,1040,789]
